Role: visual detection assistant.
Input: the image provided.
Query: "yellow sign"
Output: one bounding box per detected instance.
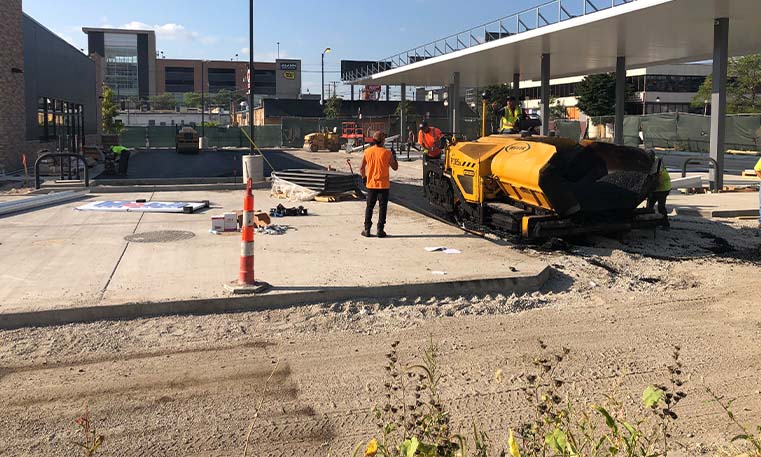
[283,71,296,80]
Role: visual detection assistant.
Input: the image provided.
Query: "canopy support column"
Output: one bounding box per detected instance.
[541,54,551,136]
[614,56,626,146]
[709,17,729,191]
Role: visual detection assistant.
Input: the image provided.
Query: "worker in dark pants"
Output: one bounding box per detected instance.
[648,166,672,228]
[360,131,398,238]
[111,145,131,176]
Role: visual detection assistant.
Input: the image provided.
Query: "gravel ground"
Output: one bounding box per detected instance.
[1,214,760,456]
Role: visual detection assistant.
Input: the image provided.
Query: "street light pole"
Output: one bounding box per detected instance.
[321,47,331,105]
[277,42,280,59]
[201,60,206,138]
[249,0,255,152]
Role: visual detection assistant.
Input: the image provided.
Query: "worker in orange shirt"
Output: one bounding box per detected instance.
[360,131,399,238]
[418,121,443,159]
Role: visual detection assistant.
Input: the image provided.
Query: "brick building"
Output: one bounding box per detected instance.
[0,0,27,173]
[0,1,99,173]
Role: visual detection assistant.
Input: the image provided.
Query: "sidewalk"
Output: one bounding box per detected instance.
[0,189,549,328]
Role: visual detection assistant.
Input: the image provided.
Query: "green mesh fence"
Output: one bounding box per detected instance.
[641,113,678,148]
[120,127,147,148]
[623,116,641,147]
[555,120,582,141]
[147,126,177,148]
[253,125,283,148]
[205,127,243,148]
[675,114,710,152]
[462,117,482,141]
[725,115,761,151]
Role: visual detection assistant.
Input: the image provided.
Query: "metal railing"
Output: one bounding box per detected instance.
[343,0,636,82]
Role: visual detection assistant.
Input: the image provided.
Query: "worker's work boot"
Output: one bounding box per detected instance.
[376,226,387,238]
[361,227,372,238]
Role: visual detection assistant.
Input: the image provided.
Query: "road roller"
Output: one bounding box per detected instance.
[423,133,667,240]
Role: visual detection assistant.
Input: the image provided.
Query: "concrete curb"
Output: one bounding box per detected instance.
[674,207,760,218]
[0,267,551,330]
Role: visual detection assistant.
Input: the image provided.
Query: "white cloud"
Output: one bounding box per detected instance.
[119,21,217,45]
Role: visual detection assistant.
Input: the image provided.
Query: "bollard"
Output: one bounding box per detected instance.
[239,177,256,284]
[224,177,270,294]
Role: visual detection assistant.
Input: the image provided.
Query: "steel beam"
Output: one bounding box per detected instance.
[709,18,729,191]
[452,72,461,134]
[513,72,521,102]
[400,83,407,142]
[614,56,626,145]
[541,53,551,136]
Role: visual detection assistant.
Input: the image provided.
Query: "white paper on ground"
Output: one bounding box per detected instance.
[443,248,461,254]
[431,271,447,275]
[425,247,446,252]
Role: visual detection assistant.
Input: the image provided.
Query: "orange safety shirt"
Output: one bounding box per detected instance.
[363,145,393,189]
[418,127,443,158]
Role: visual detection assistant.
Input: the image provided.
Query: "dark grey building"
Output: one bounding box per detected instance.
[23,15,98,155]
[83,27,157,99]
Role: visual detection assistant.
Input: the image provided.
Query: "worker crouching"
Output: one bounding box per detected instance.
[360,131,399,238]
[418,121,443,160]
[648,166,672,229]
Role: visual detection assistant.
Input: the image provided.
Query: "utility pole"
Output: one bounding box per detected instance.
[249,0,255,150]
[201,60,205,138]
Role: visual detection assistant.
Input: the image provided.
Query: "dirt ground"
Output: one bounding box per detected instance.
[1,213,760,456]
[2,153,761,456]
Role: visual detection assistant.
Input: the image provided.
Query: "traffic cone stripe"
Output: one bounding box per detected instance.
[241,241,255,257]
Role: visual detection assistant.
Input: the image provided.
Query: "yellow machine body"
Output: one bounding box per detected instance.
[446,135,558,211]
[304,131,340,152]
[444,140,503,204]
[490,139,558,211]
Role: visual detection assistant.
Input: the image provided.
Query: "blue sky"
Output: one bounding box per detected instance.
[22,0,548,96]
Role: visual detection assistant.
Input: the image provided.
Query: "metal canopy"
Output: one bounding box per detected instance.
[357,0,761,86]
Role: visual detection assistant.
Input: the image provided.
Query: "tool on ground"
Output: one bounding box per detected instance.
[269,204,308,217]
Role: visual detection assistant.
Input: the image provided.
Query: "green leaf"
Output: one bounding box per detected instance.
[545,428,568,454]
[730,434,752,443]
[400,437,420,457]
[642,386,665,408]
[593,405,619,435]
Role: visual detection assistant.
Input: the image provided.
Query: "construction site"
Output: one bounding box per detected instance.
[2,0,761,456]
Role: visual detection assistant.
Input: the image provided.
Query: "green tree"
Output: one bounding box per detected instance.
[101,86,122,134]
[576,73,634,117]
[183,92,202,109]
[149,93,177,110]
[395,99,418,121]
[550,98,568,120]
[482,84,514,107]
[323,95,342,119]
[211,89,234,108]
[692,54,761,114]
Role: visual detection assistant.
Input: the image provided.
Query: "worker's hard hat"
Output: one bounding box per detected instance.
[372,131,387,144]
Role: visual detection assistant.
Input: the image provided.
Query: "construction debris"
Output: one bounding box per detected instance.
[272,169,359,195]
[270,204,308,218]
[0,190,89,217]
[255,224,293,235]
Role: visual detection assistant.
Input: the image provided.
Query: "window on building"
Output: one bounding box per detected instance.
[104,33,139,97]
[165,67,195,93]
[645,75,707,93]
[208,68,237,93]
[148,120,156,126]
[253,69,276,95]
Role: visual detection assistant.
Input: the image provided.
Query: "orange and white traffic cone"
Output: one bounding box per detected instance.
[226,177,269,294]
[239,177,256,284]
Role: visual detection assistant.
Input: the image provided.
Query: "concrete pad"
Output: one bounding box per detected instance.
[0,189,549,329]
[670,191,760,219]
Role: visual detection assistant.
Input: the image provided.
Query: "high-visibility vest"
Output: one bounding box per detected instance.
[655,168,672,192]
[111,145,128,155]
[500,107,521,131]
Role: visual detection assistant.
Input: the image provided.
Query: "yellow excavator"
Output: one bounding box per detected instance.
[424,98,666,240]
